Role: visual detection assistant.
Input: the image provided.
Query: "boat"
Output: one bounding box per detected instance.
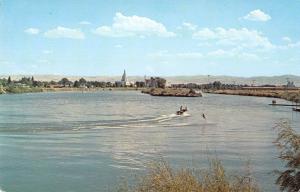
[176,108,187,115]
[293,108,300,112]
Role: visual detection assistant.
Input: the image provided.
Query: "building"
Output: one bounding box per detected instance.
[145,77,166,88]
[115,70,131,87]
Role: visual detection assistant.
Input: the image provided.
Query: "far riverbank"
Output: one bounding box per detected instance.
[42,87,142,92]
[2,85,300,104]
[0,86,142,95]
[206,88,300,103]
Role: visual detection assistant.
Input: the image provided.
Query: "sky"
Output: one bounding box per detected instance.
[0,0,300,77]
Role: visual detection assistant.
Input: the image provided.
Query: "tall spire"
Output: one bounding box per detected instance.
[121,69,127,82]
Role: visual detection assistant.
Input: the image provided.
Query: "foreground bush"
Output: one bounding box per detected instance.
[119,159,259,192]
[274,121,300,192]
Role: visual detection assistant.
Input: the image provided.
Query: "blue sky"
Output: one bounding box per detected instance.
[0,0,300,76]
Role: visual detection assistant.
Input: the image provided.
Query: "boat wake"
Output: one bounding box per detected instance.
[0,113,194,133]
[91,113,190,130]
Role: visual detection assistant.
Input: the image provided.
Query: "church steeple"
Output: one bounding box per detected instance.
[121,69,127,82]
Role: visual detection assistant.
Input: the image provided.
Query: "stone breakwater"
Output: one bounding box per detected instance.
[142,88,202,97]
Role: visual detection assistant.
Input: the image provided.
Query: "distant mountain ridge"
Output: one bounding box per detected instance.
[1,74,299,86]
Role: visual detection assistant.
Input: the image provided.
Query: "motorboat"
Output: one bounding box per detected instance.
[293,108,300,112]
[176,108,187,115]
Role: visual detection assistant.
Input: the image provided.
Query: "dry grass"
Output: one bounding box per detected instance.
[118,159,259,192]
[274,121,300,192]
[211,89,300,103]
[281,92,300,103]
[142,88,202,97]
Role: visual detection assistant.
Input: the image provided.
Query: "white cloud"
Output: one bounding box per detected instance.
[286,41,300,48]
[42,50,52,54]
[93,12,175,37]
[176,52,203,59]
[193,28,216,39]
[30,64,38,68]
[243,9,271,22]
[197,42,213,47]
[206,49,258,60]
[79,21,91,25]
[207,49,230,57]
[0,60,14,66]
[149,48,259,61]
[44,26,85,39]
[182,22,197,31]
[37,59,49,64]
[149,51,203,60]
[193,27,274,49]
[24,28,40,35]
[114,44,123,48]
[282,36,292,43]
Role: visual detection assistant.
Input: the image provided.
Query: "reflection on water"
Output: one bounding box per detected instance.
[0,91,299,192]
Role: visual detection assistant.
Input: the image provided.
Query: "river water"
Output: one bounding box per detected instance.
[0,91,299,191]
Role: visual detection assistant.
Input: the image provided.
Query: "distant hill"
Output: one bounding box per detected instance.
[165,75,300,86]
[1,74,299,86]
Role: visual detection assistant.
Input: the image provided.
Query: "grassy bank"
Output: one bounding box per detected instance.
[207,89,300,103]
[4,86,43,94]
[119,159,259,192]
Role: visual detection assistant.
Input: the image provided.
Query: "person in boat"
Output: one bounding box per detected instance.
[177,106,187,115]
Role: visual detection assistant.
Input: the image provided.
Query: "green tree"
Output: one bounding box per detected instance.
[33,81,43,87]
[73,80,80,88]
[20,77,32,85]
[8,76,11,84]
[157,77,166,88]
[213,81,222,89]
[79,78,87,86]
[59,78,71,87]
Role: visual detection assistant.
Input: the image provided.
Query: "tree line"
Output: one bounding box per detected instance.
[0,76,147,88]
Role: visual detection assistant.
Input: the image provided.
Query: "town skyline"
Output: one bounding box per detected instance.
[1,0,300,76]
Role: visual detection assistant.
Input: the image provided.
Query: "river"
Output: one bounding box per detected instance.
[0,91,299,191]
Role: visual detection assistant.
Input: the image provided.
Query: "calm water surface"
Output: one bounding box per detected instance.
[0,91,299,191]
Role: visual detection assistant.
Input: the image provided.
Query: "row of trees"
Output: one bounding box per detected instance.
[0,76,41,87]
[171,81,249,90]
[0,76,148,88]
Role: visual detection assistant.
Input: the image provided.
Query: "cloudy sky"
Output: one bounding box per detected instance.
[0,0,300,76]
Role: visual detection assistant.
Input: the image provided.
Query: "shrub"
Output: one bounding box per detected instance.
[5,86,42,94]
[274,121,300,192]
[119,159,259,192]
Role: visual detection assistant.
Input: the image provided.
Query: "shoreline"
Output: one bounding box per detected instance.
[206,89,300,103]
[0,87,142,95]
[1,86,300,104]
[42,87,142,92]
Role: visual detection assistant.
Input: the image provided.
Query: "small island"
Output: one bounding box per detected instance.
[142,88,202,97]
[141,77,202,97]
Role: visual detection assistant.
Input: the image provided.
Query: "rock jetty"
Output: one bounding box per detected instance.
[142,88,202,97]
